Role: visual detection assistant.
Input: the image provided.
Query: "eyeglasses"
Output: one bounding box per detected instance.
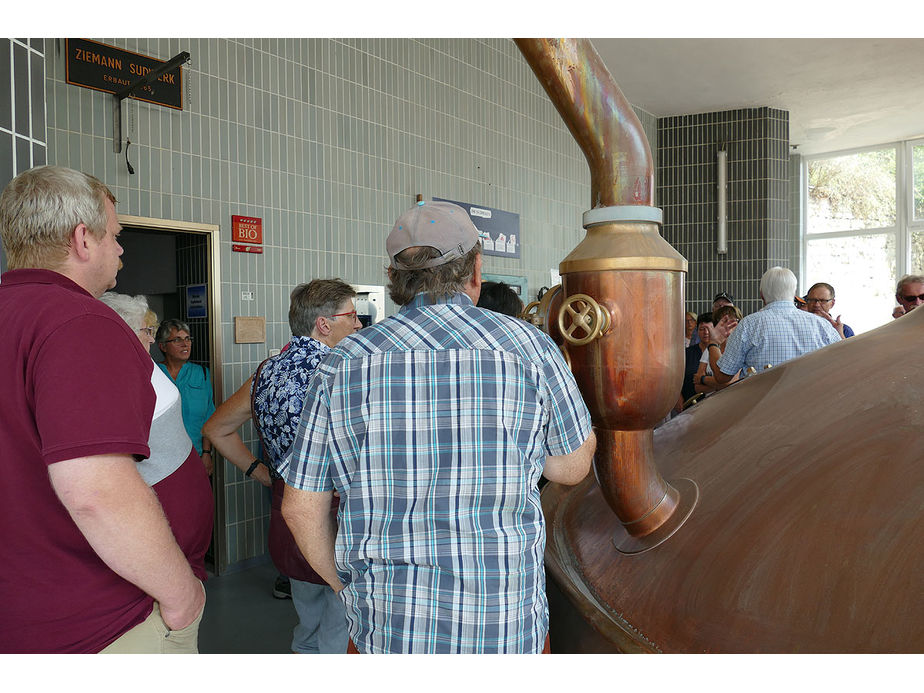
[329,310,357,320]
[901,293,924,303]
[138,327,156,337]
[164,336,193,344]
[805,297,833,304]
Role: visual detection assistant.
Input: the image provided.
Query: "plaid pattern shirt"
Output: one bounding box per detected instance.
[717,300,841,377]
[287,292,592,653]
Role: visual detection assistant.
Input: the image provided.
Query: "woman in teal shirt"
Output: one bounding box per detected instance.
[156,318,216,474]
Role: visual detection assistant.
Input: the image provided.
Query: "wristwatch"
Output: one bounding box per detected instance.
[246,459,263,477]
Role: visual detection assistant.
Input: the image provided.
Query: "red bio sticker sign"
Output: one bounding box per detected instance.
[232,215,263,245]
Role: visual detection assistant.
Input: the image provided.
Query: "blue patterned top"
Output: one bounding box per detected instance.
[717,300,841,377]
[251,335,329,477]
[286,292,593,653]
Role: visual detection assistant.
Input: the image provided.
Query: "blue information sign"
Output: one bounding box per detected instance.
[186,284,207,319]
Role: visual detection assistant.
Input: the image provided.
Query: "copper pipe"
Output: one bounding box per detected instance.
[516,38,694,553]
[513,38,653,209]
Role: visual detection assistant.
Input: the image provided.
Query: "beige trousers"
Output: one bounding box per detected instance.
[100,582,205,654]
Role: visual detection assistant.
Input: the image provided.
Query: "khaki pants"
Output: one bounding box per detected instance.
[101,583,205,654]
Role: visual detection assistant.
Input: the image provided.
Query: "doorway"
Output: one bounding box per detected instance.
[116,213,228,574]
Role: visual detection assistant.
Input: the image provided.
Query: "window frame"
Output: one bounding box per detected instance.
[801,139,921,290]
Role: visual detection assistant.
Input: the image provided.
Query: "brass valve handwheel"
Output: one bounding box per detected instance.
[557,293,610,346]
[520,300,542,326]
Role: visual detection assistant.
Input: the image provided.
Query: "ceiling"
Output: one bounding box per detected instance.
[590,38,924,156]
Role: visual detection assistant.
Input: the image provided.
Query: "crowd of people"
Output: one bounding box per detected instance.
[677,271,923,412]
[2,164,918,654]
[0,168,592,655]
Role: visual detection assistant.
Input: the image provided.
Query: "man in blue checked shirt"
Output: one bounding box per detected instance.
[708,266,841,384]
[282,200,596,653]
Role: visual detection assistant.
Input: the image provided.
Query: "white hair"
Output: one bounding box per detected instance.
[760,266,797,304]
[99,291,149,331]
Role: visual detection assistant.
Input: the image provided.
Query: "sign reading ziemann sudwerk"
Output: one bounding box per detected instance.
[65,38,184,110]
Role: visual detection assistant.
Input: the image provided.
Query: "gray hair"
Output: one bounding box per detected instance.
[760,266,797,304]
[99,291,149,331]
[388,244,481,306]
[156,317,191,344]
[0,165,116,270]
[288,279,357,336]
[896,274,924,294]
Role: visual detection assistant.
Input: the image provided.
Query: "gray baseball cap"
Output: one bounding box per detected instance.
[386,200,480,269]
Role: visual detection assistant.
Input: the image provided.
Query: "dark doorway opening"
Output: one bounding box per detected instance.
[116,216,226,574]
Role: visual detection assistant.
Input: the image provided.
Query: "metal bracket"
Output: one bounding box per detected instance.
[112,51,190,153]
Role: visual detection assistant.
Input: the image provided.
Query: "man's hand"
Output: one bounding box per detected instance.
[705,323,725,345]
[893,305,906,319]
[715,315,738,339]
[817,309,846,338]
[159,578,205,631]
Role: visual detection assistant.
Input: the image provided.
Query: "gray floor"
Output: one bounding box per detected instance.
[199,560,299,654]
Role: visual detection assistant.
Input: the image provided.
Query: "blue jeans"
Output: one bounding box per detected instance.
[290,579,349,654]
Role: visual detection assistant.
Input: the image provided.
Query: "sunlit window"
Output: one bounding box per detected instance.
[804,140,921,334]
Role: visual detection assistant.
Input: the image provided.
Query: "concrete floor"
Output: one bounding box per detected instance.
[199,560,298,654]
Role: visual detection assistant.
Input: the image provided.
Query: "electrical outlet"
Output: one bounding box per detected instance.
[241,291,254,301]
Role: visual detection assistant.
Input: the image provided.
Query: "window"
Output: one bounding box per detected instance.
[911,142,924,273]
[804,140,922,334]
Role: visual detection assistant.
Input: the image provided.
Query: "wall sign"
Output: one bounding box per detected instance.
[232,215,263,254]
[435,198,520,259]
[186,284,207,319]
[232,244,263,254]
[65,38,184,110]
[232,215,263,244]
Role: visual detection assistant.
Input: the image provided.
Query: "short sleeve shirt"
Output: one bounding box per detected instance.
[717,300,841,377]
[287,292,592,653]
[0,269,157,653]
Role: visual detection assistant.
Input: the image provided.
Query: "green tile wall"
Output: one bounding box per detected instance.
[36,37,657,567]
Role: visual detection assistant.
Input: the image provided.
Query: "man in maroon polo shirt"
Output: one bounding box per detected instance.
[0,166,209,653]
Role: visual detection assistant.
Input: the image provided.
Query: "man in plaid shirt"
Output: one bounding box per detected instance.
[283,200,595,653]
[710,266,841,384]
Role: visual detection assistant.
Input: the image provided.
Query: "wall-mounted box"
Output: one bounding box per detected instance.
[352,284,385,327]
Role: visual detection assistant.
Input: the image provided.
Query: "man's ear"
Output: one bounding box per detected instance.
[315,315,331,337]
[465,253,483,304]
[71,223,92,262]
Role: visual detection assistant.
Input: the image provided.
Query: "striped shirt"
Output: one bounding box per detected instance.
[287,292,592,653]
[717,300,841,377]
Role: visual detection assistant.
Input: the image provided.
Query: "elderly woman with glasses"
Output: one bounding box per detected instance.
[156,318,216,473]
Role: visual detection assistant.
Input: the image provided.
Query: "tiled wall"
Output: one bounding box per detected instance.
[8,36,792,570]
[0,38,48,273]
[657,107,791,317]
[36,37,664,568]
